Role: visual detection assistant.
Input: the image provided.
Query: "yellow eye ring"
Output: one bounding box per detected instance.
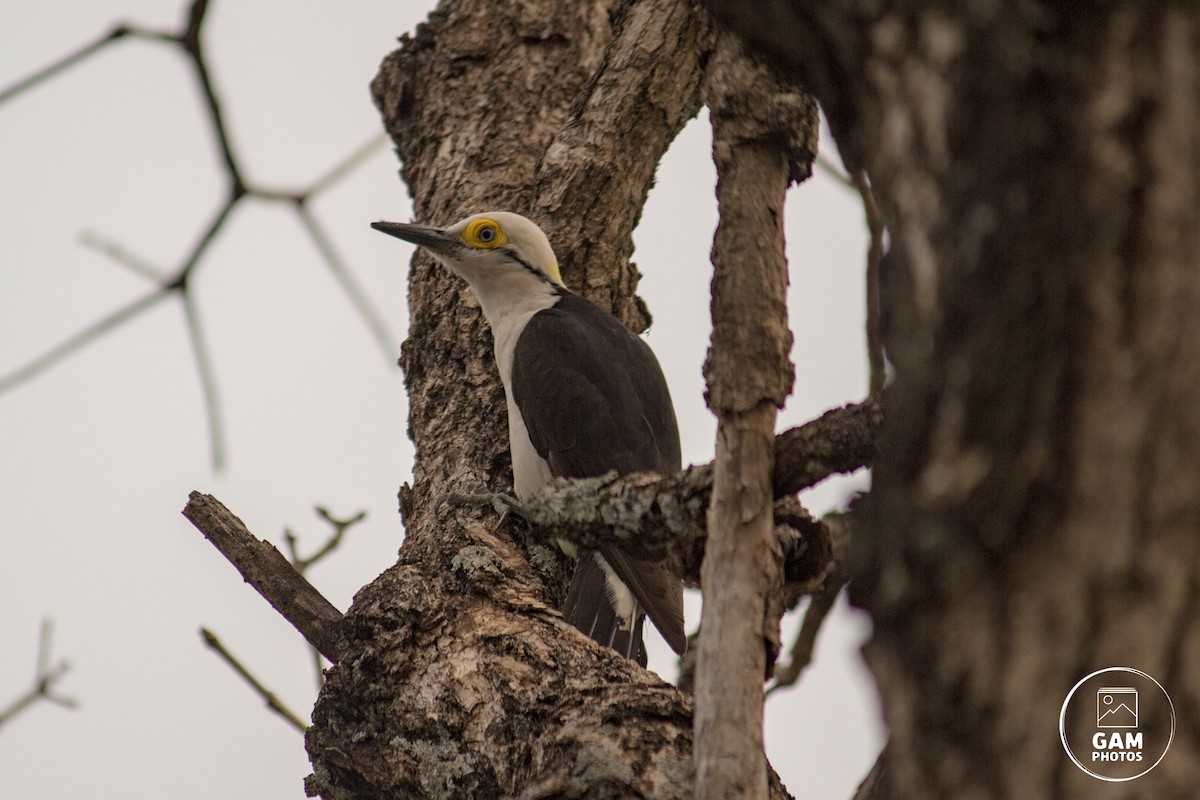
[464,218,508,249]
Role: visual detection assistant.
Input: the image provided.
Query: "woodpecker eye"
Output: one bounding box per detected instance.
[463,218,508,249]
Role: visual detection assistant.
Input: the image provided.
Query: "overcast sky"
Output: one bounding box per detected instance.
[1,1,882,796]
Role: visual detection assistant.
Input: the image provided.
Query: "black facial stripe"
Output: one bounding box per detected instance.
[505,249,555,284]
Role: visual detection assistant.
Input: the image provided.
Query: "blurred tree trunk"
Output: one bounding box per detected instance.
[305,1,806,798]
[708,2,1200,798]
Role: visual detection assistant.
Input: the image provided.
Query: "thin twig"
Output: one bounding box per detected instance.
[306,507,367,570]
[79,230,166,282]
[305,132,390,197]
[1,0,392,470]
[283,517,328,688]
[766,579,845,694]
[282,507,366,690]
[200,628,307,733]
[178,195,239,275]
[0,619,77,731]
[851,168,887,396]
[306,644,328,692]
[296,204,398,360]
[168,197,243,472]
[177,0,243,188]
[814,153,854,188]
[283,508,366,574]
[0,287,172,393]
[0,16,182,106]
[283,528,302,563]
[0,26,131,105]
[182,290,225,471]
[767,513,852,694]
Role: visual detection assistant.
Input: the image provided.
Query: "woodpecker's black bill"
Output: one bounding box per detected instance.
[371,221,458,256]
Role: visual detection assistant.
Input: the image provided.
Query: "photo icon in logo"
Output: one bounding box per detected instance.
[1060,667,1174,782]
[1097,687,1138,729]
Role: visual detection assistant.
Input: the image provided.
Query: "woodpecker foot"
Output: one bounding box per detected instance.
[434,483,525,526]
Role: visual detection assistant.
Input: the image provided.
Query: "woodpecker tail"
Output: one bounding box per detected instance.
[563,553,647,666]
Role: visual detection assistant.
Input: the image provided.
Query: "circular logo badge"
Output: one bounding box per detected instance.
[1059,667,1175,781]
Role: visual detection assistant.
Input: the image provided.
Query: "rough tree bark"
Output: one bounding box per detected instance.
[304,1,818,798]
[708,2,1200,798]
[693,32,814,800]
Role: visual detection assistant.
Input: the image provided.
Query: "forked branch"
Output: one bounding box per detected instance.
[0,619,77,731]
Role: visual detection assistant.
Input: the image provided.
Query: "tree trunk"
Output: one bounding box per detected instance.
[304,2,804,797]
[708,1,1200,797]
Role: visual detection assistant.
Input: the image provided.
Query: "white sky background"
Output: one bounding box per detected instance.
[0,1,883,797]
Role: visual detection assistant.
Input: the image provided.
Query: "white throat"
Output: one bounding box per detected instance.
[441,260,562,499]
[444,264,560,377]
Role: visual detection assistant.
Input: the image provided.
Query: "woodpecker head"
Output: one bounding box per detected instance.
[373,212,566,318]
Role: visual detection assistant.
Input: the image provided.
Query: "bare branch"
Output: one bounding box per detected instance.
[305,133,390,198]
[814,153,854,188]
[769,513,851,693]
[182,403,872,670]
[182,291,226,471]
[182,492,345,661]
[0,26,131,105]
[179,196,239,276]
[199,628,307,733]
[249,133,390,203]
[282,528,328,690]
[0,287,172,394]
[281,505,366,690]
[0,619,77,731]
[176,0,243,190]
[78,230,167,282]
[295,204,397,360]
[283,508,366,574]
[302,507,366,571]
[517,399,879,561]
[851,169,886,396]
[771,583,843,693]
[771,397,880,497]
[0,3,392,471]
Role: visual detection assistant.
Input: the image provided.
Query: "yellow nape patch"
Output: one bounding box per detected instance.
[462,217,509,249]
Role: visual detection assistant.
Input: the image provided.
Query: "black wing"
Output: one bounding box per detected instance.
[512,293,680,479]
[511,293,685,654]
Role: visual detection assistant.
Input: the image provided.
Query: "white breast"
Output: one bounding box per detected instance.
[471,273,560,501]
[504,389,554,500]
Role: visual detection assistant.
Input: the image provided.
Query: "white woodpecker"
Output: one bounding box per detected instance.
[373,211,686,664]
